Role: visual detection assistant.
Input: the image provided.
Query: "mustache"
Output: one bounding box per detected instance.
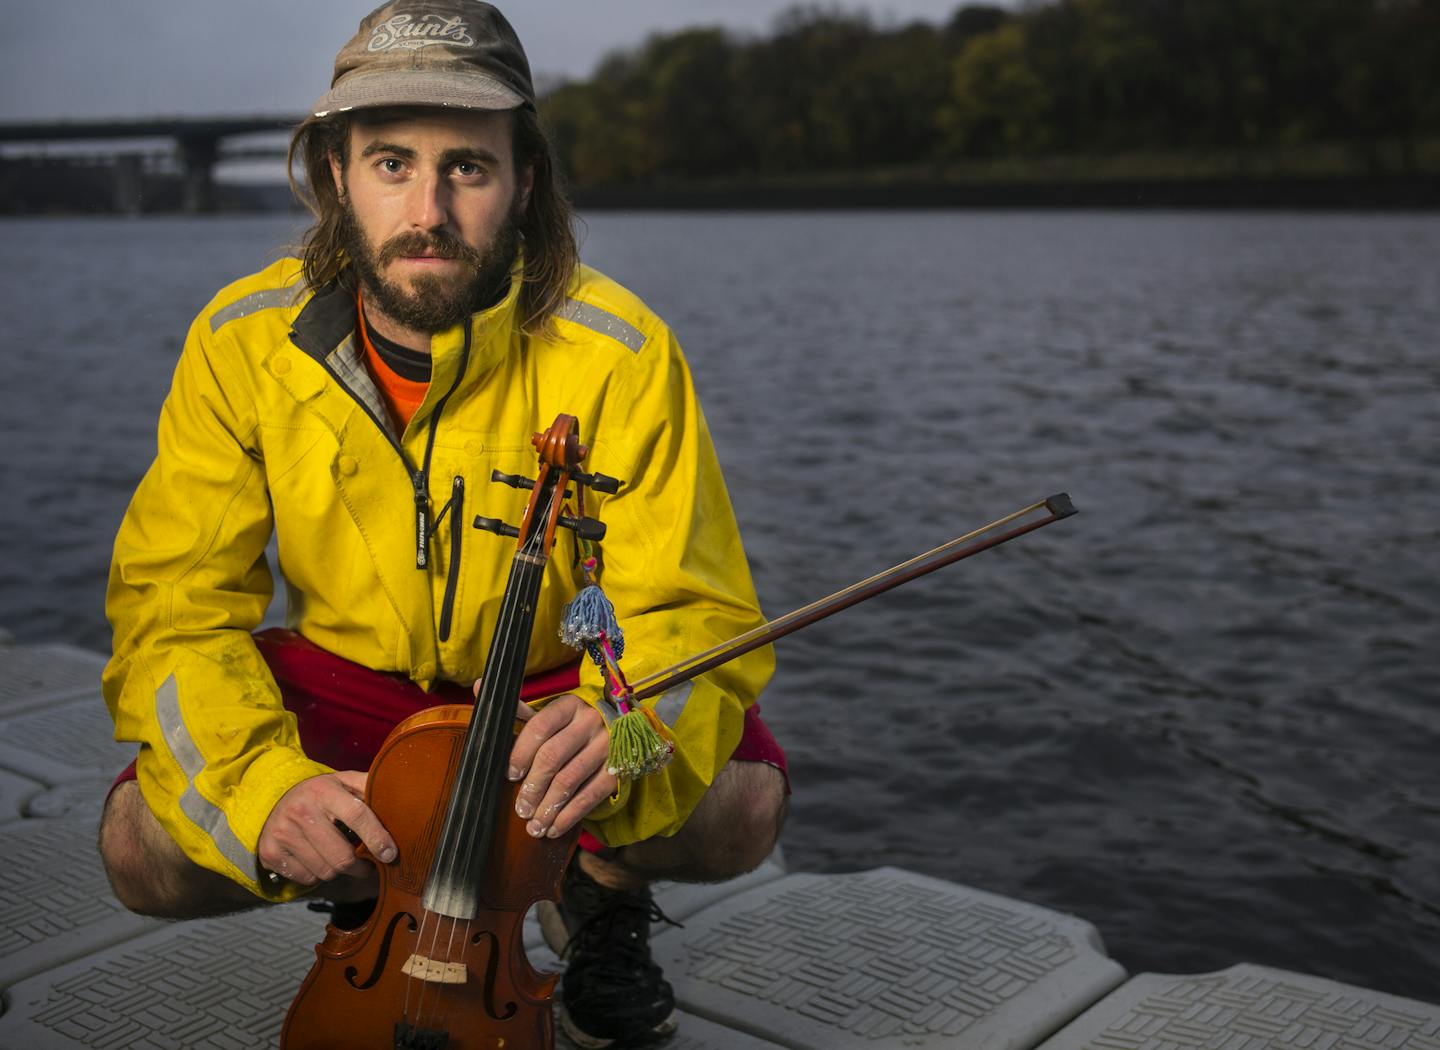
[376,230,485,269]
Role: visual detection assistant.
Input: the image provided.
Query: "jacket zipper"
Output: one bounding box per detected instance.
[437,474,464,642]
[312,323,475,635]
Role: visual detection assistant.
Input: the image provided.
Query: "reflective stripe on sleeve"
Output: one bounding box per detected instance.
[155,675,259,876]
[558,299,647,354]
[652,681,692,728]
[210,287,292,334]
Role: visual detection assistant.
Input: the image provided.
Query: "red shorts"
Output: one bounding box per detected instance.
[111,628,787,853]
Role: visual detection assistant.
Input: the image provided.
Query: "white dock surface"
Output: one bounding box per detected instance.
[1,641,1435,1049]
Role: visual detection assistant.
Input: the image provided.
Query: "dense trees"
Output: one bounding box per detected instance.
[539,0,1439,186]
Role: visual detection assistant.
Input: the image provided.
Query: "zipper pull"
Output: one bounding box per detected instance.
[438,475,465,643]
[414,470,430,569]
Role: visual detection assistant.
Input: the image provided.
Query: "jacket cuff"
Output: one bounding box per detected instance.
[229,746,333,896]
[579,777,633,841]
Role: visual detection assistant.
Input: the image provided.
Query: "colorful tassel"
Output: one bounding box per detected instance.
[558,553,673,779]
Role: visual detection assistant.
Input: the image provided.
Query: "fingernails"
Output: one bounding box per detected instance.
[515,800,534,819]
[508,766,522,781]
[527,820,546,838]
[378,846,397,863]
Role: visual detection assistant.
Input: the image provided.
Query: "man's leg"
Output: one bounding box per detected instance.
[99,781,259,919]
[585,759,788,888]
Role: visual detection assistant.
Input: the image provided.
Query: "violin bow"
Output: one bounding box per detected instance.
[628,493,1077,703]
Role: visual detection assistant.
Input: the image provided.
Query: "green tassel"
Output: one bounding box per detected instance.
[606,706,674,779]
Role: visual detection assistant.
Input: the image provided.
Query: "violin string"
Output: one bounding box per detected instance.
[408,470,558,1037]
[403,906,431,1027]
[414,911,447,1032]
[430,480,547,902]
[441,533,539,895]
[411,910,443,1031]
[445,476,557,893]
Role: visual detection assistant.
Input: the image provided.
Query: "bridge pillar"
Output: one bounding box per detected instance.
[176,134,219,213]
[113,154,143,215]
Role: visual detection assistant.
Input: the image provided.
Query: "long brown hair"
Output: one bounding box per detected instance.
[286,106,579,335]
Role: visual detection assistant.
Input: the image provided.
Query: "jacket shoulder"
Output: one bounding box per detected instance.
[197,258,310,339]
[551,265,670,358]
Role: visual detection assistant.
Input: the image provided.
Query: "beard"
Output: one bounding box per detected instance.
[340,198,521,334]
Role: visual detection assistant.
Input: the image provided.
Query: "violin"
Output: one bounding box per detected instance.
[279,399,1078,1047]
[282,413,617,1050]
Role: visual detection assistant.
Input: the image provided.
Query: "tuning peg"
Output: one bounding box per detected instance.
[491,470,534,490]
[576,471,622,494]
[472,516,520,538]
[559,515,607,541]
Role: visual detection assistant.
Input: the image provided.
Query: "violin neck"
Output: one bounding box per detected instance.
[422,554,545,919]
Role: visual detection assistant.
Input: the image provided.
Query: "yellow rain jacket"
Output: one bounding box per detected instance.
[103,257,773,900]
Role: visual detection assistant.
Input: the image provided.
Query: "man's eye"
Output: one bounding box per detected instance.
[380,158,404,174]
[456,162,483,177]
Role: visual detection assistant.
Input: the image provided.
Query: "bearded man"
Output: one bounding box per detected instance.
[98,3,787,1046]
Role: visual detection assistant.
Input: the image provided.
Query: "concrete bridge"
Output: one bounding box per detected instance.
[0,115,299,213]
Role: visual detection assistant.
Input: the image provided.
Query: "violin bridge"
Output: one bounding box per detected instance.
[401,953,468,985]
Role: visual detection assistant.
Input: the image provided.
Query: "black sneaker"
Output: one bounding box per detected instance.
[538,858,680,1048]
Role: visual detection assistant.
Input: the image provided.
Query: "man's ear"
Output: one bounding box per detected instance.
[518,163,534,215]
[329,150,345,200]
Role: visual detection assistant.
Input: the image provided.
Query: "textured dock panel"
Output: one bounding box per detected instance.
[0,696,133,785]
[652,847,787,924]
[0,904,323,1049]
[23,777,112,820]
[556,1009,788,1048]
[0,645,106,717]
[0,763,42,823]
[654,866,1127,1050]
[0,903,786,1050]
[0,815,158,991]
[1035,964,1440,1050]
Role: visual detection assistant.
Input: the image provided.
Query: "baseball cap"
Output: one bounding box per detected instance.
[311,0,535,118]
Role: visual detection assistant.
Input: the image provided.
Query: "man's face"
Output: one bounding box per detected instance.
[331,108,532,337]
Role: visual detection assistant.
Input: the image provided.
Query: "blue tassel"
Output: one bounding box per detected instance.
[559,585,624,665]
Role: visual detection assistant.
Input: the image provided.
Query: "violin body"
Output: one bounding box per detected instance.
[282,704,578,1050]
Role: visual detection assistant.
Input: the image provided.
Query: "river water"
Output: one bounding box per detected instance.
[1,210,1437,1000]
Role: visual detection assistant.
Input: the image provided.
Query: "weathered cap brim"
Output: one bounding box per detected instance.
[312,69,527,117]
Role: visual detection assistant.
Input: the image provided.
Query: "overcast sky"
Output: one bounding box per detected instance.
[0,1,997,123]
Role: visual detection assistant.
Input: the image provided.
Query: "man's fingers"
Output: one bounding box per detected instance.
[522,731,614,839]
[513,703,601,816]
[536,762,619,840]
[333,769,368,796]
[318,777,397,865]
[259,772,397,885]
[507,695,584,778]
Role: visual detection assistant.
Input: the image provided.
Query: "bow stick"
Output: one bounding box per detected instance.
[628,493,1077,703]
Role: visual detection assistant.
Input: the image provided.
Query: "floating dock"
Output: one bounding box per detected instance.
[2,641,1436,1049]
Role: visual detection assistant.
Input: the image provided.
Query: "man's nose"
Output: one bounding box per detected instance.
[410,173,450,230]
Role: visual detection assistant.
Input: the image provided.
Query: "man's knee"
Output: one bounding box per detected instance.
[698,762,788,878]
[98,781,252,919]
[99,781,161,914]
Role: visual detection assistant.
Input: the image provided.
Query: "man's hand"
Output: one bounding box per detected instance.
[258,770,396,890]
[507,693,617,839]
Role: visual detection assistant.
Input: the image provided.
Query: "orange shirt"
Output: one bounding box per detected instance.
[357,289,430,431]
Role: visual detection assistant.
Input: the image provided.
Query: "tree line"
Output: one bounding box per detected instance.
[539,0,1439,187]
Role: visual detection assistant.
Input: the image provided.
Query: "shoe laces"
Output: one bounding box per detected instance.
[564,890,682,973]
